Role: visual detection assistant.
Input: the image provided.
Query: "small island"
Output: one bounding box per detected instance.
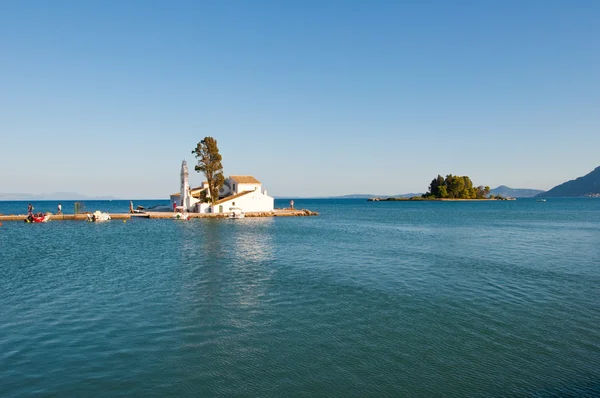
[368,174,510,201]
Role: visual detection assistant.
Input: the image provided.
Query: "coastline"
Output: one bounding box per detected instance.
[0,209,318,222]
[367,197,513,202]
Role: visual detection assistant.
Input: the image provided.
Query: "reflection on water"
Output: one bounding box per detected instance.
[178,219,226,307]
[231,218,275,308]
[233,218,275,263]
[174,217,276,311]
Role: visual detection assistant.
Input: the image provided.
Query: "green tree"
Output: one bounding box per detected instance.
[198,189,209,203]
[428,175,445,197]
[446,175,466,198]
[438,185,448,198]
[424,174,486,199]
[191,137,225,205]
[475,185,491,199]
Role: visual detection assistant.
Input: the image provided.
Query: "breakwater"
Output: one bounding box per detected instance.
[0,209,318,222]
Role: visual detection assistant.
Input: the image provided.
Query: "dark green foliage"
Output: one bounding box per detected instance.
[424,175,490,199]
[191,137,225,205]
[199,190,209,204]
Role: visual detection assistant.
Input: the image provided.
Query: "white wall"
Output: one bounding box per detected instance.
[235,183,261,194]
[170,193,202,212]
[187,197,200,212]
[224,177,261,195]
[211,190,274,213]
[195,202,211,213]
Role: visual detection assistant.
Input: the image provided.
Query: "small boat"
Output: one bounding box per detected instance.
[87,211,111,222]
[536,199,547,202]
[173,212,190,220]
[25,214,50,223]
[228,207,245,219]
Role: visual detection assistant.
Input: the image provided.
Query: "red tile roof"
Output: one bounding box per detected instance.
[229,175,261,184]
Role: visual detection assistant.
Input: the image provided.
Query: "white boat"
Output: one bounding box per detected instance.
[87,211,111,222]
[536,199,547,202]
[228,207,245,219]
[173,212,190,220]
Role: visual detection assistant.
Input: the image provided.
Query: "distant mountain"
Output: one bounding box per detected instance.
[537,166,600,198]
[326,194,380,199]
[386,193,423,199]
[489,186,544,198]
[0,192,119,200]
[322,193,423,199]
[274,193,424,199]
[326,193,418,199]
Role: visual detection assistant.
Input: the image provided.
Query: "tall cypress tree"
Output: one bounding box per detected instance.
[191,137,225,205]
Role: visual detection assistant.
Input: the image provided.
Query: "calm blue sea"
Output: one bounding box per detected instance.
[1,198,600,397]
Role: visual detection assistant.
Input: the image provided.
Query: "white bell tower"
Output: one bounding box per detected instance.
[180,160,190,210]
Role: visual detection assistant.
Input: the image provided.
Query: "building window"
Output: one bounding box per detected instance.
[232,202,235,206]
[233,184,236,191]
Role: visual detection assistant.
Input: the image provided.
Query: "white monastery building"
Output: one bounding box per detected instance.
[170,161,274,214]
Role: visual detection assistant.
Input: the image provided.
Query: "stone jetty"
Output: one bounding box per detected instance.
[0,209,318,222]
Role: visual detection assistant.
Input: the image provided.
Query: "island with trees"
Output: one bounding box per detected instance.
[368,174,508,201]
[422,174,491,199]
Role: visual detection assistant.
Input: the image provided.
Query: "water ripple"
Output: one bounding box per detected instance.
[1,199,600,396]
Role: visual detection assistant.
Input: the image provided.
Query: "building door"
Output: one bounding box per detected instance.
[219,205,223,213]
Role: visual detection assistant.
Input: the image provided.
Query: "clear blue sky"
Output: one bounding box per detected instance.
[1,0,598,198]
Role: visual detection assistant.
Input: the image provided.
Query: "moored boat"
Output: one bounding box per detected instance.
[87,211,111,222]
[25,213,50,223]
[173,212,190,220]
[228,207,245,219]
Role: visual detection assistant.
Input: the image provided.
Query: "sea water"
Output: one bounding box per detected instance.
[1,199,599,396]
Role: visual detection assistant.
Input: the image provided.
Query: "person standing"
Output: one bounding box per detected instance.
[290,200,295,210]
[27,203,33,216]
[173,201,177,212]
[129,201,134,214]
[57,203,62,215]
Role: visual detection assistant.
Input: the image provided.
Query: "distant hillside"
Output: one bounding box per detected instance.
[326,194,379,199]
[537,166,600,198]
[273,193,424,199]
[330,193,423,199]
[489,186,544,198]
[0,192,118,200]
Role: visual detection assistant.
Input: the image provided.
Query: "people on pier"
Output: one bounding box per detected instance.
[57,203,62,215]
[27,203,33,216]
